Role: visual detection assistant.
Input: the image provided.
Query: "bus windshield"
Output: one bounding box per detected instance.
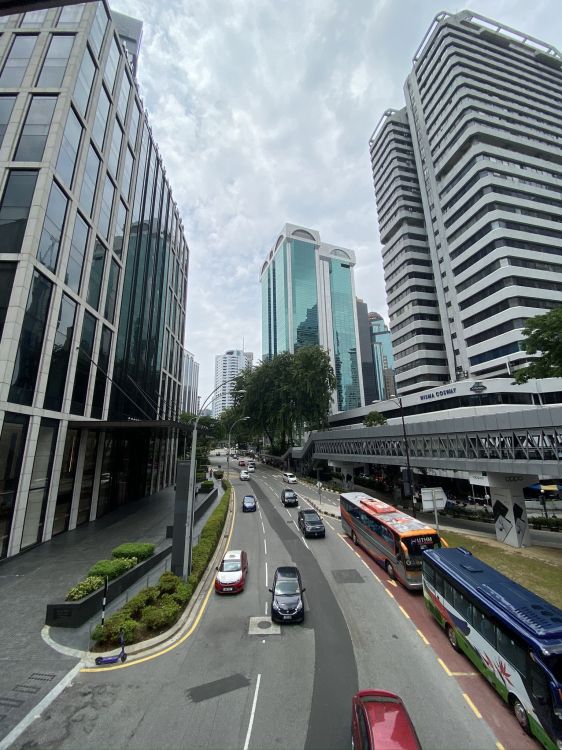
[404,534,440,561]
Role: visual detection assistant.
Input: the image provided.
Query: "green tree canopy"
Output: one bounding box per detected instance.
[363,411,387,427]
[515,306,562,383]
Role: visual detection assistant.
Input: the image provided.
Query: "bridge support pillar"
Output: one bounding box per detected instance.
[329,462,356,489]
[488,472,535,548]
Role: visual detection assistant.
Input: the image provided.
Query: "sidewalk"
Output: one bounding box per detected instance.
[0,483,190,742]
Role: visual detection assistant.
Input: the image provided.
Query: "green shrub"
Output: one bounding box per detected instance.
[213,469,224,479]
[172,581,193,606]
[88,557,137,580]
[112,542,154,562]
[92,612,140,644]
[65,575,105,601]
[141,602,181,630]
[158,571,181,593]
[122,586,160,617]
[199,480,214,492]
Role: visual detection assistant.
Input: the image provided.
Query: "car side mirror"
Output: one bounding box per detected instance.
[301,588,306,593]
[215,567,219,571]
[268,588,273,593]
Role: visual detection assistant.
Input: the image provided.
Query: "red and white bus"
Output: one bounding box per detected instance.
[340,492,443,590]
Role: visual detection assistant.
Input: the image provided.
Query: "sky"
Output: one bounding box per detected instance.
[109,0,559,400]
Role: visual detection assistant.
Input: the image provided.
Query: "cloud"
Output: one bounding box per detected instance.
[110,0,562,397]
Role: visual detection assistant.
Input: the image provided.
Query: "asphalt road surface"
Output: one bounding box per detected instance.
[7,460,537,750]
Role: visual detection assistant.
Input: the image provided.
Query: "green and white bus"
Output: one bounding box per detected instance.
[422,547,562,750]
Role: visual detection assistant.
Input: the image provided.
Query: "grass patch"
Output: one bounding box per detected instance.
[441,530,562,610]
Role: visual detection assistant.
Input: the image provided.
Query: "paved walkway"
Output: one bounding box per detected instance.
[0,480,220,743]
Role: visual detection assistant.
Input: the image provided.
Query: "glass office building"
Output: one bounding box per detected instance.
[0,2,189,559]
[260,223,364,412]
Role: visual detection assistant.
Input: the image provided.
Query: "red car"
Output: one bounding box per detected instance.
[215,550,248,594]
[239,459,246,466]
[351,690,421,750]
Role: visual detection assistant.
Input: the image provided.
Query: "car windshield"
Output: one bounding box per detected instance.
[221,561,241,572]
[286,492,296,499]
[244,497,254,503]
[404,534,440,559]
[304,513,320,523]
[275,580,299,596]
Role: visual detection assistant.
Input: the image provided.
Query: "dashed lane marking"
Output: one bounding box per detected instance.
[496,743,506,750]
[264,538,267,555]
[388,579,397,588]
[416,629,430,645]
[385,589,394,599]
[463,693,482,719]
[398,605,410,620]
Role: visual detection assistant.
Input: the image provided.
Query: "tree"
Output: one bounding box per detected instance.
[363,411,387,427]
[514,306,562,383]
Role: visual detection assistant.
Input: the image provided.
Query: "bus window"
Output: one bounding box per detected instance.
[472,607,496,647]
[453,589,473,624]
[422,560,435,585]
[497,628,526,676]
[434,571,444,596]
[380,526,395,550]
[530,660,551,704]
[444,579,454,604]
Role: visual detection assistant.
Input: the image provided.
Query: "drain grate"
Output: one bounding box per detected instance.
[13,685,40,695]
[0,697,24,709]
[29,673,56,682]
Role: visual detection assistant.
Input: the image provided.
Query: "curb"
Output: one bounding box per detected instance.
[49,486,236,666]
[304,494,340,520]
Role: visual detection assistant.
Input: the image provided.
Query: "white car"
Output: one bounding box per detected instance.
[248,464,255,473]
[240,470,250,481]
[283,472,297,484]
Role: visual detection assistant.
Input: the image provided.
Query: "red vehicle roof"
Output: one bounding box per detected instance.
[358,690,421,750]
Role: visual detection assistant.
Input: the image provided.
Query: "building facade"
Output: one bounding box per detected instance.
[356,298,378,406]
[260,223,364,412]
[369,11,562,394]
[180,349,199,415]
[0,1,188,559]
[369,312,396,400]
[212,349,252,418]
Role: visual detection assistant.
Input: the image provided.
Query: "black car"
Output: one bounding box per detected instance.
[281,489,298,507]
[298,509,325,538]
[242,495,257,512]
[269,566,305,623]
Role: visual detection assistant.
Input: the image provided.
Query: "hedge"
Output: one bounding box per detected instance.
[66,576,105,602]
[88,557,138,580]
[112,542,155,561]
[199,480,214,492]
[92,483,232,646]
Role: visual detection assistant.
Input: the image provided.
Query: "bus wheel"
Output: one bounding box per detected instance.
[446,625,460,652]
[385,561,395,579]
[512,697,530,734]
[351,531,358,545]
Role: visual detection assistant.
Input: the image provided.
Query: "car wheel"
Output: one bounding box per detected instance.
[512,697,530,734]
[385,560,395,579]
[351,531,358,545]
[446,624,460,652]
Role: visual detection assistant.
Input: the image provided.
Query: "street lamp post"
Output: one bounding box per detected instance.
[227,417,250,479]
[389,395,416,518]
[182,381,245,579]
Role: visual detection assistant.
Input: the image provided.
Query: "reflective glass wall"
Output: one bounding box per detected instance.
[290,239,318,350]
[329,259,361,411]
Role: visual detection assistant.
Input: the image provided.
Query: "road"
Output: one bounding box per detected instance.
[7,459,537,750]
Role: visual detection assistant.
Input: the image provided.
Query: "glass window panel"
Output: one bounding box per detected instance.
[89,2,108,58]
[57,4,84,27]
[0,170,38,253]
[70,310,96,415]
[76,431,98,525]
[8,271,53,405]
[107,121,122,176]
[65,211,89,293]
[329,258,361,410]
[91,325,112,418]
[117,73,130,123]
[20,9,48,27]
[104,36,120,93]
[472,607,496,646]
[0,96,16,146]
[98,173,114,240]
[14,95,57,161]
[44,294,76,411]
[0,35,38,87]
[0,262,17,342]
[104,258,119,323]
[122,147,134,199]
[55,107,81,186]
[37,35,74,87]
[497,628,527,675]
[52,427,78,535]
[0,413,29,558]
[20,419,58,549]
[0,15,17,29]
[129,102,140,147]
[87,238,105,309]
[79,143,99,216]
[36,181,67,272]
[91,84,110,149]
[113,199,126,257]
[73,47,95,115]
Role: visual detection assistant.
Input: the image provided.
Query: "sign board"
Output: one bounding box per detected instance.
[468,473,489,487]
[421,487,447,511]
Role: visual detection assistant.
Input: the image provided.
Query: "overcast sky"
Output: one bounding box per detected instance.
[110,0,560,400]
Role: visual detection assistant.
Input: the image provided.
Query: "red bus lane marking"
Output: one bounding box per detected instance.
[340,535,538,750]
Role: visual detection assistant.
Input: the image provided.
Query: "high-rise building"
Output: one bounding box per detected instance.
[369,313,396,400]
[260,223,364,412]
[181,349,199,415]
[356,299,378,406]
[212,349,252,418]
[369,10,562,394]
[0,2,189,559]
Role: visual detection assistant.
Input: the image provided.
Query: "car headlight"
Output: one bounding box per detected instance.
[272,600,280,610]
[295,600,303,611]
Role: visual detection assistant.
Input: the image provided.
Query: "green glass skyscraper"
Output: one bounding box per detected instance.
[260,223,364,412]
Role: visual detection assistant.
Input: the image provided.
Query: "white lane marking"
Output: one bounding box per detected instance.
[265,561,268,587]
[243,673,262,750]
[261,522,265,534]
[285,508,292,518]
[265,601,268,615]
[0,661,83,750]
[324,519,335,531]
[264,538,267,555]
[301,536,310,551]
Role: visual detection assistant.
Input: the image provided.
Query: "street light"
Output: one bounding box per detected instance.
[227,417,250,479]
[388,394,416,518]
[182,382,246,579]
